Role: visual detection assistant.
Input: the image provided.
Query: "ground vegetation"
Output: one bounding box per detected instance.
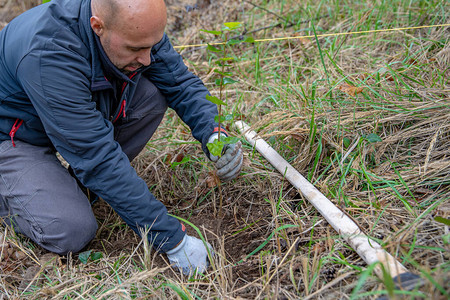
[1,0,449,299]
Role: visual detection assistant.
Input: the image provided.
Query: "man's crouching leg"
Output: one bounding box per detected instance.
[114,77,168,161]
[0,140,98,255]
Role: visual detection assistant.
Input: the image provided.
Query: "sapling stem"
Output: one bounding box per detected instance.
[217,180,223,218]
[217,31,230,217]
[217,31,229,144]
[203,23,246,218]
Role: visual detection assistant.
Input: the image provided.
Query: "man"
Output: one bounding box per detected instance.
[0,0,243,275]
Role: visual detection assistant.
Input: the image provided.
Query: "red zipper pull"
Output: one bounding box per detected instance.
[9,119,24,147]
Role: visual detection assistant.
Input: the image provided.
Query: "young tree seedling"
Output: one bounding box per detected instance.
[202,22,252,157]
[202,22,253,217]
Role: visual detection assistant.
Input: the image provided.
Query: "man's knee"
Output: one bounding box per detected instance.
[40,214,98,255]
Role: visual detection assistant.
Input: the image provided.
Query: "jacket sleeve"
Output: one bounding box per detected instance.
[143,34,219,157]
[16,40,184,253]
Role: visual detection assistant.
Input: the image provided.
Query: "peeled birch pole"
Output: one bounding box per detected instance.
[235,121,421,289]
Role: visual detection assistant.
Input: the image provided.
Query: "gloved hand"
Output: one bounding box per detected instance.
[166,235,213,275]
[208,133,243,182]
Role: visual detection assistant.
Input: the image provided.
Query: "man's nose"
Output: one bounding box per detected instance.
[137,49,151,66]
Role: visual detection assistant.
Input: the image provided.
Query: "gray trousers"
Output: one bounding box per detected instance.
[0,78,167,255]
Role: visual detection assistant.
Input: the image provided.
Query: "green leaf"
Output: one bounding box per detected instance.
[206,95,227,106]
[219,57,235,61]
[365,133,382,143]
[206,44,222,53]
[79,250,103,264]
[227,39,243,45]
[207,136,240,158]
[223,22,242,30]
[207,140,225,157]
[91,252,103,261]
[243,36,255,43]
[214,61,232,67]
[215,77,238,86]
[79,250,92,264]
[200,29,222,36]
[42,0,51,3]
[214,114,233,123]
[213,69,233,76]
[170,156,190,168]
[434,216,450,226]
[223,136,240,144]
[343,137,352,148]
[227,37,254,45]
[444,234,450,245]
[223,77,238,85]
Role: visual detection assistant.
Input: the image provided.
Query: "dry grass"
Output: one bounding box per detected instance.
[1,0,449,299]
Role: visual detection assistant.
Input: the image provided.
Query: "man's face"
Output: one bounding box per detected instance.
[99,26,161,74]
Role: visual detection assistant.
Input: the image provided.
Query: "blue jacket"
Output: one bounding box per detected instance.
[0,0,219,252]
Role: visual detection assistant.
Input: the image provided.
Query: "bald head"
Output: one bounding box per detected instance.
[90,0,167,74]
[91,0,167,32]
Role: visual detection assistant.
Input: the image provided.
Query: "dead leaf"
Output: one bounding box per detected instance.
[174,152,184,163]
[40,287,57,297]
[39,253,61,269]
[408,58,420,66]
[291,133,305,142]
[337,82,364,96]
[298,37,311,47]
[164,153,172,165]
[284,36,311,48]
[13,251,26,260]
[312,243,325,254]
[19,265,41,291]
[205,172,219,188]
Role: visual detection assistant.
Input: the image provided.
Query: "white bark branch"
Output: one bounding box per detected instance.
[235,121,409,279]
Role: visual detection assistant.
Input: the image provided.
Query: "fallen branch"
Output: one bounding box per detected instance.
[235,121,423,291]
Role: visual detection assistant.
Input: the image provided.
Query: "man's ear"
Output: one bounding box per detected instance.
[90,16,104,36]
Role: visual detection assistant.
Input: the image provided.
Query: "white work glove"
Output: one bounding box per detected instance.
[166,235,213,275]
[208,133,243,182]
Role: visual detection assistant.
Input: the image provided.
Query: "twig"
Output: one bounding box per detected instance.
[180,14,330,55]
[243,0,293,26]
[228,13,330,42]
[341,136,360,164]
